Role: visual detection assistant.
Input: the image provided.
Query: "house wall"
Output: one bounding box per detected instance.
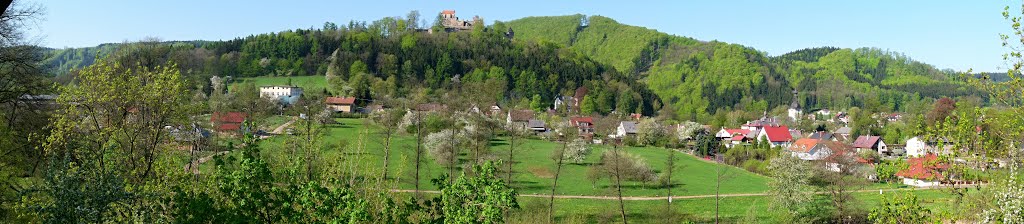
[328,104,353,113]
[902,178,941,187]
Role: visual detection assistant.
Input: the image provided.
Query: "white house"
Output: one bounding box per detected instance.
[614,121,638,138]
[905,137,929,157]
[259,85,303,105]
[852,135,888,155]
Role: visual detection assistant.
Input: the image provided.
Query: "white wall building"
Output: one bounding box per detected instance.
[259,86,303,104]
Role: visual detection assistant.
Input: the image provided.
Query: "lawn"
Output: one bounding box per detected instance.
[199,117,967,222]
[250,118,769,197]
[230,75,328,92]
[508,188,968,223]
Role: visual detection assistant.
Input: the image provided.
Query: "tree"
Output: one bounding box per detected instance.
[438,161,518,224]
[636,118,665,146]
[869,192,931,224]
[766,153,814,219]
[529,94,544,112]
[577,97,594,116]
[548,127,587,222]
[926,97,956,126]
[371,108,403,181]
[694,129,721,157]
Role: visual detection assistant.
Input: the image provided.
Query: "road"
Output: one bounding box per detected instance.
[390,184,981,201]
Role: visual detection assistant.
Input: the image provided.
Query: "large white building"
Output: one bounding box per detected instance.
[259,85,303,105]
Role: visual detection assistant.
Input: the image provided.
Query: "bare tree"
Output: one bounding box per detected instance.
[548,124,585,222]
[371,107,403,181]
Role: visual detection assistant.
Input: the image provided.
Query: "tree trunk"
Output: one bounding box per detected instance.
[549,141,568,223]
[613,143,627,224]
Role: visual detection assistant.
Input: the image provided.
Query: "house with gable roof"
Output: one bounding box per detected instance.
[853,135,888,155]
[757,125,793,147]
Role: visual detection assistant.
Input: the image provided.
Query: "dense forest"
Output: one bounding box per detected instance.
[505,15,985,122]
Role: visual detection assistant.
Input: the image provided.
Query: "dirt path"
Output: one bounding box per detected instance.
[184,117,297,174]
[389,184,981,201]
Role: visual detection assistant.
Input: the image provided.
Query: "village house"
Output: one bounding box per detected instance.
[488,103,502,117]
[807,131,839,141]
[716,128,753,148]
[506,109,534,129]
[886,113,903,122]
[834,126,852,141]
[757,125,793,147]
[553,96,577,112]
[787,138,851,161]
[852,135,888,155]
[259,85,303,105]
[834,112,850,124]
[614,121,638,138]
[897,153,948,187]
[527,119,547,132]
[569,116,595,135]
[325,96,356,113]
[905,136,954,157]
[211,112,247,132]
[362,104,385,114]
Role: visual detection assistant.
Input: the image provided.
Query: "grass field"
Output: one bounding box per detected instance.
[230,75,328,92]
[197,116,966,222]
[297,118,769,196]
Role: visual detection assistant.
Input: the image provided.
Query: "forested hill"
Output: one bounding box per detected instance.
[505,15,981,121]
[37,20,661,116]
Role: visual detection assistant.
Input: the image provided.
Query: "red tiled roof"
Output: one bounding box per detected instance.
[789,138,820,153]
[211,112,247,124]
[325,97,356,105]
[852,136,882,149]
[570,116,593,126]
[726,129,750,136]
[896,153,948,180]
[441,10,455,15]
[730,135,747,141]
[762,125,793,142]
[217,123,242,131]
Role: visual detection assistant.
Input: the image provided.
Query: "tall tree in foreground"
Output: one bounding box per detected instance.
[766,152,814,222]
[371,107,403,181]
[548,124,586,222]
[438,161,519,224]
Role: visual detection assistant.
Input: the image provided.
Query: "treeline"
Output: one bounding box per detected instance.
[40,13,661,116]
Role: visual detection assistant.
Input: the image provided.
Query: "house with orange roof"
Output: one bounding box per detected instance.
[897,153,948,187]
[325,96,356,113]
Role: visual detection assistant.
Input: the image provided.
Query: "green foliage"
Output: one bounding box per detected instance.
[529,94,545,112]
[437,161,518,224]
[766,154,814,217]
[868,192,931,224]
[171,136,369,223]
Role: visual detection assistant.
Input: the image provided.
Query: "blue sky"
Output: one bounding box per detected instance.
[27,0,1012,72]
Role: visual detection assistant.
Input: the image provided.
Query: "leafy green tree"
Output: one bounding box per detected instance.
[766,153,814,219]
[437,161,518,224]
[580,96,596,115]
[868,193,931,224]
[529,94,544,112]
